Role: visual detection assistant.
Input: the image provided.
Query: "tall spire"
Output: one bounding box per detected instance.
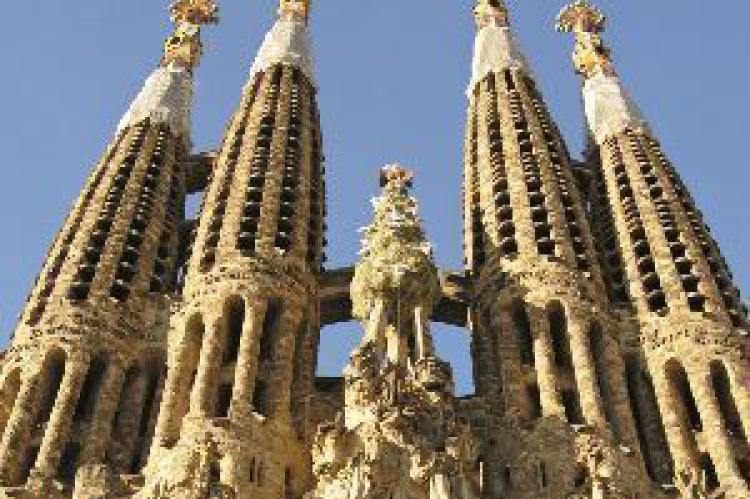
[468,0,529,94]
[247,0,315,86]
[117,0,218,143]
[557,1,648,144]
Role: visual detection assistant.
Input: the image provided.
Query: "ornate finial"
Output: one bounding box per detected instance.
[380,164,414,190]
[556,1,615,78]
[169,0,219,25]
[163,0,219,70]
[279,0,311,23]
[474,0,509,28]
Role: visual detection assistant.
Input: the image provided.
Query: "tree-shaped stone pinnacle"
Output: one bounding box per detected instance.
[556,1,605,35]
[169,0,219,26]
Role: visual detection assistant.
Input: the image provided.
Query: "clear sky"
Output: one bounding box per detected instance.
[1,1,748,395]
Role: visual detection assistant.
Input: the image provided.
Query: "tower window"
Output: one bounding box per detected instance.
[74,355,108,423]
[259,299,283,361]
[513,300,534,367]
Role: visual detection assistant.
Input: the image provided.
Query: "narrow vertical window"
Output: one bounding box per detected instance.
[223,297,245,366]
[73,355,108,423]
[513,300,534,367]
[259,299,282,361]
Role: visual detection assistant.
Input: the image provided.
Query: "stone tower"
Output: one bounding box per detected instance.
[140,0,324,497]
[310,166,479,499]
[0,1,217,496]
[557,2,750,497]
[462,1,648,497]
[0,1,749,498]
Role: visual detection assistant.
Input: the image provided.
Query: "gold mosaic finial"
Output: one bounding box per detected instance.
[279,0,311,23]
[162,0,219,70]
[380,164,414,190]
[556,1,615,79]
[474,0,509,28]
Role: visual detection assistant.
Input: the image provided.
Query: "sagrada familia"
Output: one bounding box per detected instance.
[1,0,748,497]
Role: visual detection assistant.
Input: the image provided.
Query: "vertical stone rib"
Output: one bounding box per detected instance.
[110,368,149,473]
[33,354,89,477]
[567,312,607,429]
[79,361,125,466]
[231,300,268,418]
[688,366,747,491]
[0,373,42,484]
[190,312,225,416]
[529,307,564,418]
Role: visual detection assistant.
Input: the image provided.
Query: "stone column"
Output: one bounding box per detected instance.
[0,372,42,484]
[271,310,303,422]
[110,368,149,472]
[688,365,748,493]
[366,298,388,356]
[567,311,607,429]
[496,301,528,420]
[153,323,197,446]
[34,353,90,477]
[414,306,433,360]
[529,307,564,418]
[190,311,225,416]
[601,340,641,449]
[231,299,267,419]
[650,365,698,479]
[80,360,125,465]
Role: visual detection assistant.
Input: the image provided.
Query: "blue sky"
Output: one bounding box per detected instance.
[1,1,747,394]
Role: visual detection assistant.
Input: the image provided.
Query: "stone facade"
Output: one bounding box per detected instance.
[1,1,749,498]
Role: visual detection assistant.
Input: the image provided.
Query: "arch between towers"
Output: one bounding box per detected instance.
[319,267,470,328]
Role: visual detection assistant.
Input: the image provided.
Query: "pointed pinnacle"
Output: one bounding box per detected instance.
[556,1,605,34]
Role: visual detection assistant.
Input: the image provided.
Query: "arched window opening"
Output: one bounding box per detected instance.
[527,383,542,420]
[666,360,702,432]
[0,369,22,438]
[710,361,746,439]
[19,446,39,485]
[216,382,232,418]
[285,467,293,496]
[548,303,572,370]
[209,461,221,486]
[138,361,163,438]
[316,321,364,378]
[34,350,67,427]
[433,323,475,397]
[249,457,257,482]
[512,300,534,367]
[74,355,108,423]
[562,389,584,425]
[699,454,720,492]
[589,323,619,437]
[710,360,749,482]
[625,358,674,484]
[253,380,269,417]
[625,358,657,482]
[290,317,310,438]
[57,441,81,483]
[538,461,548,489]
[503,465,513,492]
[223,297,245,366]
[259,299,283,361]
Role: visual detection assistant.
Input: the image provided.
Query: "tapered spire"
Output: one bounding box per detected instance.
[468,0,529,94]
[247,0,315,86]
[473,0,509,28]
[118,0,218,143]
[557,1,648,144]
